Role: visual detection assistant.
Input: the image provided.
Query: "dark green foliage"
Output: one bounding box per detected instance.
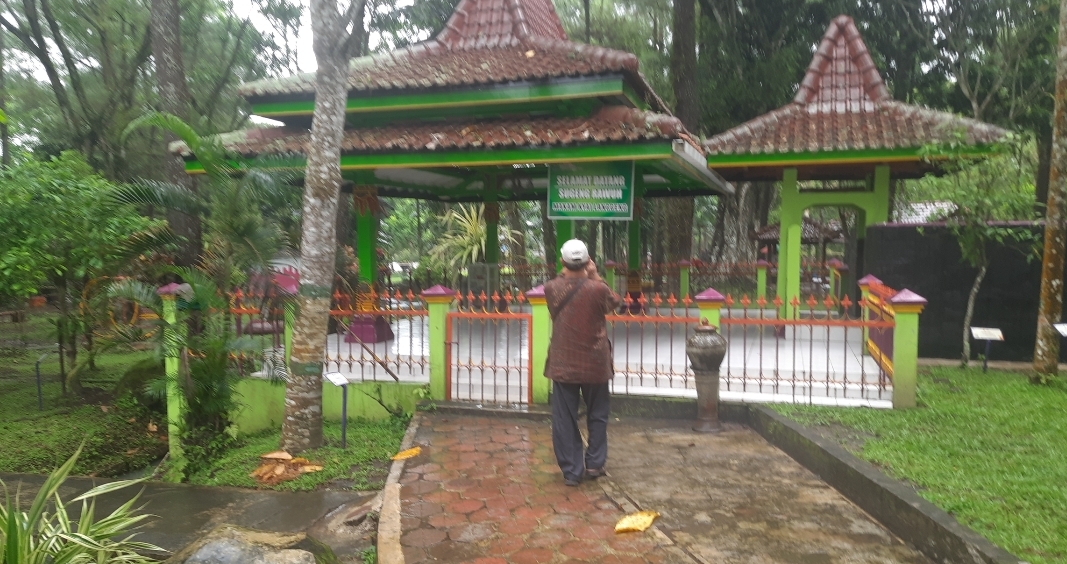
[114,357,167,413]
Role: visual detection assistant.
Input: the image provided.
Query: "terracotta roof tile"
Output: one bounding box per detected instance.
[237,0,666,111]
[175,106,690,158]
[704,15,1007,156]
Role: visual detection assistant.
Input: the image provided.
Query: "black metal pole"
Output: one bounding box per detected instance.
[983,340,991,373]
[35,353,47,410]
[341,384,348,449]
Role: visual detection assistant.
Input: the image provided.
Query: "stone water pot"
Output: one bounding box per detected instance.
[686,323,727,433]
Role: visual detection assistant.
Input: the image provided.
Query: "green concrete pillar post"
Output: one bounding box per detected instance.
[421,285,454,401]
[755,260,769,301]
[858,274,878,354]
[695,288,725,329]
[526,285,551,404]
[777,168,802,317]
[355,187,379,287]
[889,290,927,409]
[604,260,617,294]
[678,260,691,300]
[157,284,187,482]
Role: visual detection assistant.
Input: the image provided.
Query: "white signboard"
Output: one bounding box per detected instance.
[324,372,349,387]
[1054,323,1067,337]
[970,327,1004,341]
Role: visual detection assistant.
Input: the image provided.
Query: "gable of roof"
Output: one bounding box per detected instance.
[704,15,1007,159]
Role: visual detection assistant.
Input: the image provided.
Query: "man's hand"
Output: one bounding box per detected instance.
[586,260,602,282]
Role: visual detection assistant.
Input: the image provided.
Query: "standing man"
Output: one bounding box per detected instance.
[544,239,621,486]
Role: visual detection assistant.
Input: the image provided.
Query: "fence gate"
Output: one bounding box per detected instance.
[446,292,532,405]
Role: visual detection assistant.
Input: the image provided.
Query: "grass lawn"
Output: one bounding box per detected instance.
[186,417,409,492]
[772,367,1067,564]
[0,344,168,477]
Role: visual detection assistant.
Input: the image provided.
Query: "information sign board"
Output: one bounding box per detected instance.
[970,327,1004,341]
[324,372,349,387]
[1054,323,1067,337]
[548,161,634,220]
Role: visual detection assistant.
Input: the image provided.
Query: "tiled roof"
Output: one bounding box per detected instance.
[174,106,691,158]
[238,0,667,112]
[704,15,1007,157]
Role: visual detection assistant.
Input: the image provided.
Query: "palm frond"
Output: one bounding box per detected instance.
[110,180,207,216]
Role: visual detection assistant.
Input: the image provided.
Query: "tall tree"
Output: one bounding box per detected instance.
[282,0,367,453]
[151,0,200,268]
[0,29,10,167]
[1033,0,1067,380]
[665,0,699,264]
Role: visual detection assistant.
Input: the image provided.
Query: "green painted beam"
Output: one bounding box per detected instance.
[705,145,1000,169]
[252,77,626,117]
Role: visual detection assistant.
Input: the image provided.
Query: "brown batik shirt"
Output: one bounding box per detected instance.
[544,276,621,384]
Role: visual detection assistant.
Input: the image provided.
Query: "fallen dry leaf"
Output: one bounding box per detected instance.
[146,422,158,432]
[125,448,140,456]
[615,510,660,534]
[260,450,293,461]
[291,457,310,465]
[299,465,324,474]
[99,406,110,413]
[391,446,422,460]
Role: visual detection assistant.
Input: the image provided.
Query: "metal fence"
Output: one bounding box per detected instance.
[446,291,531,405]
[606,294,700,396]
[325,289,429,383]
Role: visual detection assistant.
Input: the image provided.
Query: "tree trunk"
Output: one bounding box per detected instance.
[503,202,529,289]
[961,263,987,367]
[663,0,699,265]
[1033,0,1067,380]
[282,0,361,453]
[709,182,768,263]
[150,0,200,267]
[0,28,10,167]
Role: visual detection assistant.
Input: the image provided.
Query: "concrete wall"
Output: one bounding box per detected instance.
[232,378,425,435]
[864,223,1067,362]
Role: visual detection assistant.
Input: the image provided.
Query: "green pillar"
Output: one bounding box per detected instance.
[755,260,769,301]
[158,285,187,482]
[421,286,454,401]
[355,188,379,287]
[555,219,574,272]
[527,286,551,404]
[678,260,691,300]
[604,260,617,293]
[695,287,725,329]
[889,290,926,409]
[777,168,802,317]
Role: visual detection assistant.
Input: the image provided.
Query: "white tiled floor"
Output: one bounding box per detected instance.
[312,309,893,408]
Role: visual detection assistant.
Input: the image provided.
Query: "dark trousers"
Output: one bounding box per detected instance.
[551,380,610,482]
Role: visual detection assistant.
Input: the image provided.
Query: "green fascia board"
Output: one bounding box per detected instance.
[345,99,598,127]
[252,76,625,117]
[705,145,1000,168]
[185,142,675,174]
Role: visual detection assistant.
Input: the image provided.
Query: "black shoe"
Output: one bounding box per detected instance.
[564,477,581,487]
[585,468,606,479]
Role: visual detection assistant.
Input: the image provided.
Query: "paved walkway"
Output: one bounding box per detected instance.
[395,411,929,564]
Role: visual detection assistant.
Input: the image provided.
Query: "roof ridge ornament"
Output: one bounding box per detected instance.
[436,0,569,50]
[793,14,891,107]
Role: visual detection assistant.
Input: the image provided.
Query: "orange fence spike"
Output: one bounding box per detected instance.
[740,295,751,307]
[789,296,801,308]
[773,295,784,308]
[517,291,526,303]
[756,296,767,308]
[841,295,853,309]
[724,294,734,307]
[651,294,662,307]
[805,295,818,308]
[823,295,836,309]
[667,294,677,307]
[682,295,692,307]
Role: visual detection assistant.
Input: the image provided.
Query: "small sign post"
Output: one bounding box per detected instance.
[324,372,349,448]
[1053,323,1067,338]
[969,327,1004,373]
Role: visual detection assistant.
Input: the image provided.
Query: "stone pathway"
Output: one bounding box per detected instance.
[396,411,930,564]
[397,414,690,563]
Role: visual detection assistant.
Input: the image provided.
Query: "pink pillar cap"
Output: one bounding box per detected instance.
[857,274,882,286]
[678,259,691,267]
[420,284,455,298]
[890,289,927,307]
[755,259,770,267]
[695,288,725,303]
[157,282,183,295]
[526,285,545,298]
[604,260,616,268]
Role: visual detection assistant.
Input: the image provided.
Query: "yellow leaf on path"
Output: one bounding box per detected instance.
[300,465,324,473]
[615,511,660,534]
[261,450,293,461]
[391,447,422,460]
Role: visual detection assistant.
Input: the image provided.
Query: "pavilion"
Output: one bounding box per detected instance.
[178,0,730,291]
[704,15,1007,309]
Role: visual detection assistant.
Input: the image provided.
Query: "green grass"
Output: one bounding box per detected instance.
[772,367,1067,564]
[186,417,409,492]
[0,347,167,476]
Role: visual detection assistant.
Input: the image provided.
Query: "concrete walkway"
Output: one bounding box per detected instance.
[393,411,930,564]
